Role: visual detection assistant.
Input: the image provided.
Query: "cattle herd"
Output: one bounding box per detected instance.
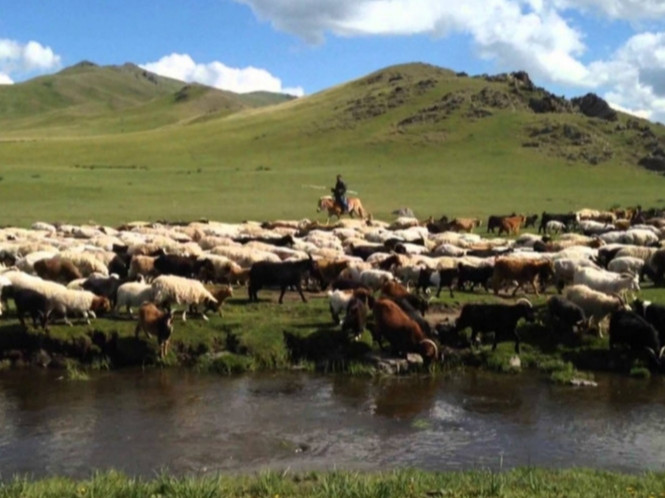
[1,205,665,370]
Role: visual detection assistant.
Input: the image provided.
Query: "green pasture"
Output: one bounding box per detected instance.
[1,62,664,226]
[2,467,664,497]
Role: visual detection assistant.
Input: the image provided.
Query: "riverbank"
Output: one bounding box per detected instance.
[0,288,660,381]
[2,468,664,497]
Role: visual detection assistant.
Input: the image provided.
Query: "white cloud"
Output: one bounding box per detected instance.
[0,73,13,85]
[237,0,589,87]
[237,0,665,121]
[141,53,304,96]
[0,39,61,77]
[550,0,665,21]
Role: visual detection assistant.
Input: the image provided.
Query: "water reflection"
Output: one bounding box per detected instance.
[0,369,664,478]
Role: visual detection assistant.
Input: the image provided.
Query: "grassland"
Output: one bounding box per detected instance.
[0,62,664,226]
[6,280,665,382]
[2,467,664,497]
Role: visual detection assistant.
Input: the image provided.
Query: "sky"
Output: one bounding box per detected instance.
[1,0,665,121]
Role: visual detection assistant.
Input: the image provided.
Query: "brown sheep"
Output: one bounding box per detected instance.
[202,284,234,317]
[34,257,82,284]
[492,257,554,297]
[315,259,349,289]
[135,303,174,359]
[128,255,157,281]
[372,298,438,364]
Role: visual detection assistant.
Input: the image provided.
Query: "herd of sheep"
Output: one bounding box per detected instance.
[0,208,664,366]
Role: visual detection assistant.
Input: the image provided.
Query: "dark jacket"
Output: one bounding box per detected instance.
[333,179,347,198]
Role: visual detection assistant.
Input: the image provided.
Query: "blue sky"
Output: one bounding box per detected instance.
[1,0,665,121]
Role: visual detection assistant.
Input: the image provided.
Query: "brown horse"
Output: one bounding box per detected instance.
[317,196,366,223]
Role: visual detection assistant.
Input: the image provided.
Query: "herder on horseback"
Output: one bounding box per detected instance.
[332,174,348,213]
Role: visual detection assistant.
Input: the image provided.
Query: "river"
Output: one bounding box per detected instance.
[0,369,664,478]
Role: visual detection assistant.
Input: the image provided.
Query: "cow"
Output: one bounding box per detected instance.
[538,212,578,234]
[486,213,515,233]
[498,215,526,236]
[492,258,554,297]
[371,298,439,363]
[457,263,494,292]
[248,256,318,303]
[455,299,535,353]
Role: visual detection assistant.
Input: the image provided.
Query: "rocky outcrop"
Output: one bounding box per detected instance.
[572,93,618,121]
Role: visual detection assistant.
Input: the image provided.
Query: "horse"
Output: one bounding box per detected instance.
[317,196,366,223]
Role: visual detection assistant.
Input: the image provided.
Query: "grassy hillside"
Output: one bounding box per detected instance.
[0,62,664,225]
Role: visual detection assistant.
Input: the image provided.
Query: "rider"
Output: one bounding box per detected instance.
[331,174,348,213]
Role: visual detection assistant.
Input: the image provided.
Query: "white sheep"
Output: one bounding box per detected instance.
[552,257,600,290]
[607,256,645,277]
[615,245,657,262]
[546,220,566,234]
[564,284,626,335]
[151,275,218,322]
[115,281,156,316]
[47,288,111,325]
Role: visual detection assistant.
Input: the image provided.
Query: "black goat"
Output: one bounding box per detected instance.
[248,256,318,303]
[546,295,586,336]
[153,254,213,279]
[455,300,535,353]
[632,299,665,347]
[609,309,664,364]
[10,287,50,332]
[82,275,123,308]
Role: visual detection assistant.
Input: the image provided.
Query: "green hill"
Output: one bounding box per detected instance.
[0,62,293,136]
[0,61,664,225]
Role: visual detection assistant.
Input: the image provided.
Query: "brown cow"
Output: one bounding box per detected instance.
[498,215,526,236]
[372,298,438,363]
[449,217,481,233]
[492,257,554,297]
[135,303,174,359]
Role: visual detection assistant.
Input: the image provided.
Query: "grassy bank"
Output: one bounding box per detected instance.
[4,284,665,381]
[2,468,664,497]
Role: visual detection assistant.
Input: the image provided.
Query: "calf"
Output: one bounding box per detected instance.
[135,303,174,359]
[498,215,526,236]
[372,298,438,363]
[538,212,578,234]
[457,263,494,292]
[455,299,535,353]
[248,256,318,303]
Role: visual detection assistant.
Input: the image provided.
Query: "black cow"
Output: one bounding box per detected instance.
[416,267,458,298]
[538,212,578,234]
[248,256,318,303]
[455,300,535,353]
[457,263,494,292]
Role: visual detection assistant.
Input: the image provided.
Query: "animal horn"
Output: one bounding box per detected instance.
[420,338,439,362]
[645,347,658,362]
[660,346,665,359]
[516,298,532,308]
